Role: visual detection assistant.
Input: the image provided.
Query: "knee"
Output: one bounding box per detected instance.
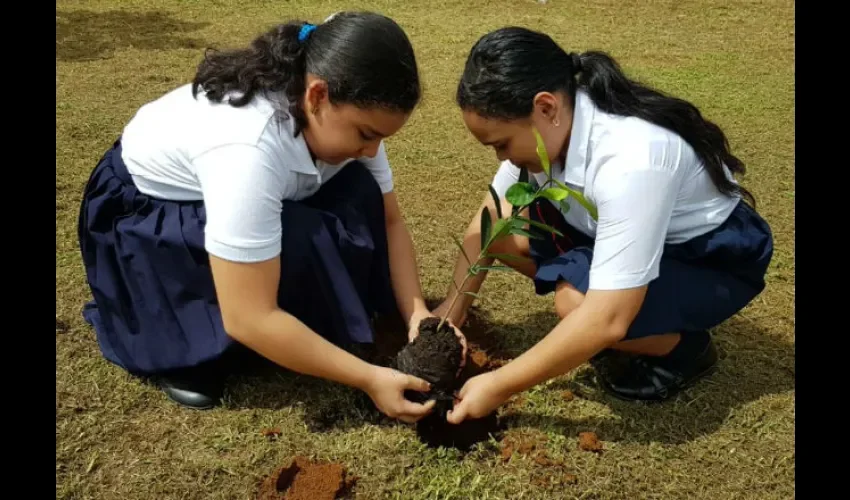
[554,282,584,319]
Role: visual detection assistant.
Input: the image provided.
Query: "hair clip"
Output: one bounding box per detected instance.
[298,23,317,42]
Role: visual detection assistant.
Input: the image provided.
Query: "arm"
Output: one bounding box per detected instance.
[435,160,523,325]
[210,255,376,388]
[383,191,428,325]
[195,143,435,422]
[447,164,680,422]
[495,287,645,393]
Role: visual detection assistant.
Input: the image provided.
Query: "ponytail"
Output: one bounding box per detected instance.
[574,51,754,206]
[192,21,310,131]
[457,27,755,207]
[192,11,422,136]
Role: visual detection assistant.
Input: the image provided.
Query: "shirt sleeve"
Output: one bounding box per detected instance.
[588,163,680,290]
[490,160,522,198]
[359,141,394,194]
[193,143,296,263]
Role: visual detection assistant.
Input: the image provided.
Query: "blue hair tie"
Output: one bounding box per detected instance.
[298,23,317,42]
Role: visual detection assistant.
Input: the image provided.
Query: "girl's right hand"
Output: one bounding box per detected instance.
[363,366,436,423]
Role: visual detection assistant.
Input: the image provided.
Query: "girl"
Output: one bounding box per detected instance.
[437,27,774,423]
[78,11,451,421]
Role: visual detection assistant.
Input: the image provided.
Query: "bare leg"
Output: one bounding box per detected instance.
[554,282,680,355]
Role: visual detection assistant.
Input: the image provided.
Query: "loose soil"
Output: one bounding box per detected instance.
[578,432,603,453]
[392,317,504,450]
[257,456,356,500]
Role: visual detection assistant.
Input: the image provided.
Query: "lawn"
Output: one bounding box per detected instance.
[56,0,795,498]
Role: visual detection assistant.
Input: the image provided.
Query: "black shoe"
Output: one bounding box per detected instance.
[157,362,226,410]
[596,333,718,402]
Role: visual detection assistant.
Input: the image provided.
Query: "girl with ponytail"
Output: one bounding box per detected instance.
[78,12,459,421]
[440,27,774,423]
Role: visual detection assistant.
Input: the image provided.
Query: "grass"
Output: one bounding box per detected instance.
[56,0,795,498]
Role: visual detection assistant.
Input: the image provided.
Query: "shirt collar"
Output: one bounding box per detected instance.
[559,89,594,187]
[289,130,321,175]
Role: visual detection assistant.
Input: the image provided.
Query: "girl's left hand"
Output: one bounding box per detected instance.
[407,308,468,369]
[446,371,512,424]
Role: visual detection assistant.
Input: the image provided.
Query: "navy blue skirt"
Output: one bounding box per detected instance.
[77,140,396,375]
[527,198,774,340]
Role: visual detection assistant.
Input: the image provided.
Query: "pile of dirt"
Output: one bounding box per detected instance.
[257,456,356,500]
[499,430,580,488]
[392,317,504,450]
[394,317,464,410]
[499,429,549,462]
[578,431,603,453]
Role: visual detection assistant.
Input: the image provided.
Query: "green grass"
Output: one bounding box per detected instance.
[56,1,795,498]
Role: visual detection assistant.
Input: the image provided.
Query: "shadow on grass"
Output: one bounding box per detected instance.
[56,9,210,62]
[503,313,795,445]
[222,306,792,444]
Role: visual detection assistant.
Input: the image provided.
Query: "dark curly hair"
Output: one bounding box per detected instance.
[456,27,755,207]
[191,11,421,136]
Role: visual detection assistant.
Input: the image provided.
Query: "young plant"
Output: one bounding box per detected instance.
[438,127,599,329]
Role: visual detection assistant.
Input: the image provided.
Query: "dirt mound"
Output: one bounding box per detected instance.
[394,317,464,410]
[257,456,356,500]
[391,318,503,450]
[578,431,603,453]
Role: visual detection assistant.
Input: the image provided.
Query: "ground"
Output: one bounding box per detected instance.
[56,1,795,498]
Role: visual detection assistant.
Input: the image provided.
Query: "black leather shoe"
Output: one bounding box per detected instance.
[596,335,718,402]
[157,364,226,410]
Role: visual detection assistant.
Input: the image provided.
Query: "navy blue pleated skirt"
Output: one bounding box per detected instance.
[527,198,774,340]
[77,140,396,375]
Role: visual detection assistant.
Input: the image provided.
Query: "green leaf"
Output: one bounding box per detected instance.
[553,179,598,220]
[451,235,473,267]
[479,207,492,252]
[508,227,546,240]
[505,182,537,207]
[485,252,531,263]
[488,184,503,219]
[559,200,572,215]
[488,218,511,246]
[512,216,564,237]
[538,187,569,202]
[532,127,551,176]
[463,291,481,299]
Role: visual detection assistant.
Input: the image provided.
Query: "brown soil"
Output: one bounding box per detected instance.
[257,456,356,500]
[561,390,575,402]
[390,318,505,450]
[578,431,603,453]
[261,428,282,440]
[499,429,549,462]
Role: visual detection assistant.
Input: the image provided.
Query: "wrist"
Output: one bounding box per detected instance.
[489,367,518,400]
[406,299,430,326]
[351,359,381,393]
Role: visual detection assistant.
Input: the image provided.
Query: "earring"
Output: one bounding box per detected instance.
[553,118,560,127]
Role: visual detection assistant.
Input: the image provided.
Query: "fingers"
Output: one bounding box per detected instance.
[446,401,467,424]
[396,399,435,423]
[404,374,432,392]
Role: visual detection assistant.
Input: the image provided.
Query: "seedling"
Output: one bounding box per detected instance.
[437,126,598,329]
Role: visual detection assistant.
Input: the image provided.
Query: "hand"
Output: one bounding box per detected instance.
[433,299,468,328]
[446,371,513,424]
[362,365,436,423]
[407,308,469,367]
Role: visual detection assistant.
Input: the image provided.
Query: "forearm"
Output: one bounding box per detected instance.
[386,219,428,323]
[494,302,621,394]
[232,309,376,391]
[441,219,493,324]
